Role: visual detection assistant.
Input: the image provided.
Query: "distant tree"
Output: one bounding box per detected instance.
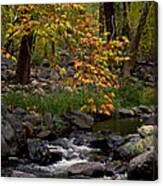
[103,2,116,41]
[99,3,104,37]
[122,2,131,40]
[123,2,151,78]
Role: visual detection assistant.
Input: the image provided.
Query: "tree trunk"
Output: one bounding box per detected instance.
[16,33,33,85]
[103,2,116,41]
[122,2,131,40]
[99,3,105,37]
[123,2,151,78]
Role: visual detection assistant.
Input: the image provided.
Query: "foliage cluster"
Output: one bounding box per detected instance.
[114,80,156,109]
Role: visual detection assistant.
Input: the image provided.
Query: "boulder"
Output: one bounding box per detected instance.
[1,103,27,157]
[27,139,63,165]
[118,108,135,117]
[90,131,125,152]
[138,105,152,114]
[105,161,127,176]
[64,111,94,130]
[67,162,105,177]
[128,149,158,180]
[138,125,157,137]
[113,135,156,160]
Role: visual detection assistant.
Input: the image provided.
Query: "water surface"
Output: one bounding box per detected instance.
[93,118,144,136]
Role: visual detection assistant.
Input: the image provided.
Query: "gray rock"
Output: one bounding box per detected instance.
[64,111,94,130]
[128,149,158,180]
[27,139,63,165]
[67,162,105,177]
[14,107,27,116]
[1,104,27,157]
[11,170,36,178]
[105,161,127,176]
[23,113,42,125]
[37,130,51,139]
[90,131,125,152]
[138,105,152,114]
[118,108,135,117]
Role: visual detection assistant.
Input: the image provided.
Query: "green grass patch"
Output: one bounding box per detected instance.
[114,80,156,109]
[3,89,86,115]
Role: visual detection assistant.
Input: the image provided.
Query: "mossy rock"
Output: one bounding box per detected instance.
[113,135,156,160]
[137,125,157,137]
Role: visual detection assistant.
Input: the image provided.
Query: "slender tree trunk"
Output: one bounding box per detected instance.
[122,2,131,40]
[123,2,151,78]
[99,3,105,37]
[16,33,33,85]
[51,41,55,56]
[103,2,116,41]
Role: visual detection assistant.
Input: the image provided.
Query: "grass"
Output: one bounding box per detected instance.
[113,80,156,109]
[3,80,156,116]
[3,89,86,115]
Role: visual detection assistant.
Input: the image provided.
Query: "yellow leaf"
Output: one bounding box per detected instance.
[87,98,94,104]
[80,105,87,112]
[91,105,97,113]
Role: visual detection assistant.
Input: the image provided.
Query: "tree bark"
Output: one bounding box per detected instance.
[123,2,151,78]
[103,2,116,41]
[122,2,131,40]
[16,33,33,85]
[99,3,105,37]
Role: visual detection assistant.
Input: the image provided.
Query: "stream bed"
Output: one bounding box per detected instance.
[2,117,149,179]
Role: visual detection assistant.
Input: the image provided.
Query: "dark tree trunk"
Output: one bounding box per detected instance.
[99,3,105,37]
[103,2,116,41]
[122,2,131,40]
[123,2,151,78]
[16,33,33,85]
[51,41,55,56]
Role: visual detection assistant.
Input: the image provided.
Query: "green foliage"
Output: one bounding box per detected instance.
[3,87,116,115]
[31,51,43,65]
[114,80,155,109]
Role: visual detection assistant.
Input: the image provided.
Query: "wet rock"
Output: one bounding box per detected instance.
[105,161,127,176]
[64,111,94,130]
[27,139,50,164]
[37,130,52,139]
[1,104,27,157]
[125,133,141,143]
[48,145,65,161]
[113,135,156,160]
[118,108,135,117]
[144,115,157,125]
[27,139,63,165]
[71,130,93,146]
[138,125,157,137]
[90,131,125,152]
[52,138,69,149]
[67,162,105,177]
[128,148,158,180]
[11,170,36,178]
[138,105,152,114]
